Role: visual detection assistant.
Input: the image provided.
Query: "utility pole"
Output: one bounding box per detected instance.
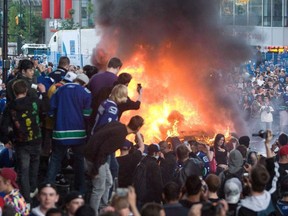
[29,0,31,42]
[2,0,9,83]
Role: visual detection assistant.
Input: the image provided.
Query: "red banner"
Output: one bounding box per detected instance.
[64,0,72,19]
[42,0,50,19]
[54,0,61,19]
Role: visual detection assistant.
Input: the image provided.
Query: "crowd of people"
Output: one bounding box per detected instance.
[0,53,288,216]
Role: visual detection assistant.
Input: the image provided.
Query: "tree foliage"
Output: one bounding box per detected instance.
[59,9,80,30]
[8,2,45,44]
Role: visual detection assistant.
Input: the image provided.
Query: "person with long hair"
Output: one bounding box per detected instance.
[209,134,228,175]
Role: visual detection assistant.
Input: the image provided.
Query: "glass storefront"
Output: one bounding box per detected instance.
[220,0,288,27]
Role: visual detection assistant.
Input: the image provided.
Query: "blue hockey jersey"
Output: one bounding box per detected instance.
[49,83,92,145]
[92,99,118,134]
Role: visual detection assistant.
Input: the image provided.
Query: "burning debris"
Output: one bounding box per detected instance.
[92,0,252,142]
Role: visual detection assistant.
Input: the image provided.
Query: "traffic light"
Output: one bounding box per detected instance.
[15,15,19,25]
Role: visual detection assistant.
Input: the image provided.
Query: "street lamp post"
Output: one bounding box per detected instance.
[2,0,9,83]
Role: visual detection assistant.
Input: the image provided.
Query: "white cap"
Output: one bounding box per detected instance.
[64,71,77,82]
[76,73,89,85]
[224,178,242,204]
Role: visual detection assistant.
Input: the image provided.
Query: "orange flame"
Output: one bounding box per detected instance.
[119,51,234,144]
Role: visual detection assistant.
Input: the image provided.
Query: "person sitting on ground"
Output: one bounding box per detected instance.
[30,183,59,216]
[205,174,221,203]
[0,168,29,215]
[162,182,188,216]
[63,191,85,216]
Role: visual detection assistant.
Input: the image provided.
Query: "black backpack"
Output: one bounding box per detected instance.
[219,169,243,199]
[133,158,147,201]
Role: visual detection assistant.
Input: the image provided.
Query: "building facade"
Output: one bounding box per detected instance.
[220,0,288,47]
[43,0,94,44]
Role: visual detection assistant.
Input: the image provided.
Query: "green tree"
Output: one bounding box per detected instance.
[8,2,44,44]
[59,9,80,30]
[87,0,94,28]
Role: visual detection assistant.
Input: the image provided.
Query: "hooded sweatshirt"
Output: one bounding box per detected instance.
[0,94,49,144]
[6,74,38,103]
[228,149,244,174]
[218,150,244,199]
[236,190,275,216]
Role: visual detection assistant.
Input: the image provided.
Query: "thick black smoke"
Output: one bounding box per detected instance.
[93,0,253,136]
[93,0,250,64]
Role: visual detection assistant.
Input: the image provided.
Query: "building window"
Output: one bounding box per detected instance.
[235,3,248,25]
[220,0,234,25]
[263,0,272,26]
[82,7,87,19]
[284,0,288,26]
[272,0,282,26]
[249,0,263,26]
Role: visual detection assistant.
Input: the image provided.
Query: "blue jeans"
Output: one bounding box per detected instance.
[108,153,119,198]
[15,141,41,203]
[88,162,113,216]
[46,142,85,193]
[109,153,119,181]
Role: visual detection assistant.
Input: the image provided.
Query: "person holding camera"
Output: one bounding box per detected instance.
[260,96,274,131]
[236,164,275,216]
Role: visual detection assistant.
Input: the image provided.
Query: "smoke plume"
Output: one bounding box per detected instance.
[93,0,253,138]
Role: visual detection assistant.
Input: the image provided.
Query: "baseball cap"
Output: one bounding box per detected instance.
[76,73,89,85]
[280,145,288,157]
[38,182,58,193]
[63,71,77,82]
[224,178,242,204]
[148,144,160,154]
[0,168,19,189]
[121,140,133,150]
[64,191,84,204]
